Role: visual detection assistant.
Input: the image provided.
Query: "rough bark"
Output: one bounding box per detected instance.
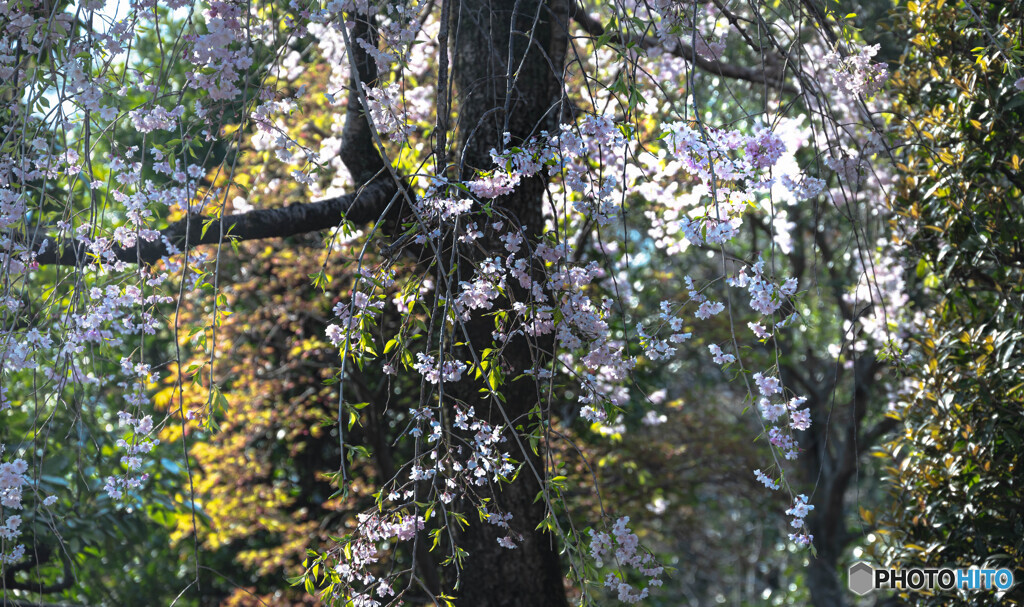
[444,0,570,604]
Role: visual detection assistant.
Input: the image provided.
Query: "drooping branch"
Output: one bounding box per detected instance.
[32,179,396,267]
[569,1,797,94]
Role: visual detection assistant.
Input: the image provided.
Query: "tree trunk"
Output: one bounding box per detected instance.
[444,0,570,604]
[805,540,846,607]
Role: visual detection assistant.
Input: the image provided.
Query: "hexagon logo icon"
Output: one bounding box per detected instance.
[848,561,875,596]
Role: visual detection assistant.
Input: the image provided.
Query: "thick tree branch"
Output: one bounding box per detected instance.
[861,416,899,453]
[569,1,796,94]
[340,12,386,184]
[32,179,396,267]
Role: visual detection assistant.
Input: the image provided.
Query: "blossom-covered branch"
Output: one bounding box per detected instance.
[30,180,396,267]
[569,0,797,94]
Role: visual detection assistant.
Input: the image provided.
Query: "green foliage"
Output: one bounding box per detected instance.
[873,1,1024,604]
